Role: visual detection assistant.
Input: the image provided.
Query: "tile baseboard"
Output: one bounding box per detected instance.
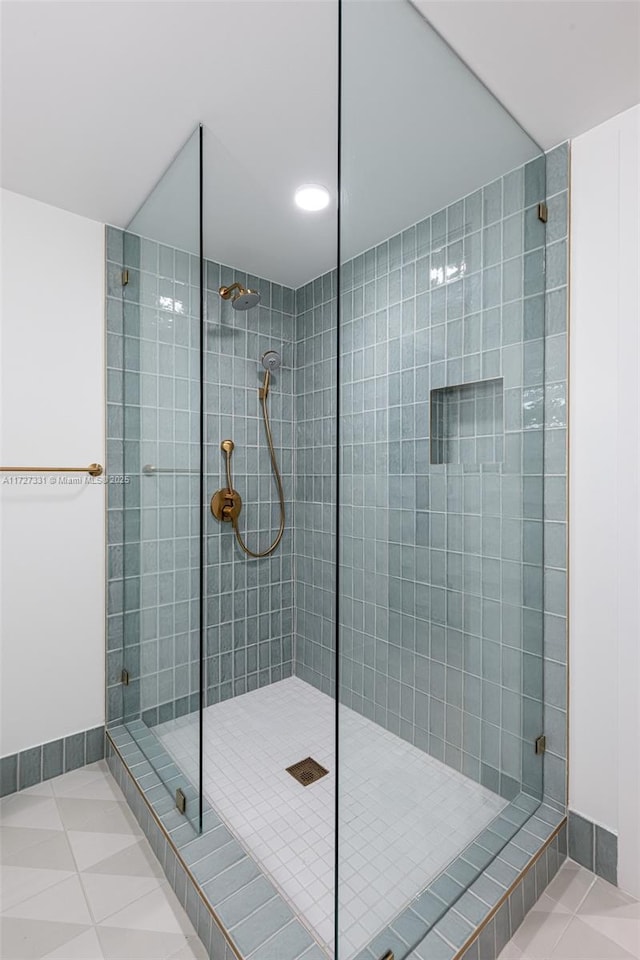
[0,725,105,797]
[567,810,618,885]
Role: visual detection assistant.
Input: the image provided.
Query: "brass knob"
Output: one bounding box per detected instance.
[221,439,234,454]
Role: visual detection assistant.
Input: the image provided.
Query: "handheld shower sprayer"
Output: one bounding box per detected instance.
[260,350,281,400]
[211,351,285,558]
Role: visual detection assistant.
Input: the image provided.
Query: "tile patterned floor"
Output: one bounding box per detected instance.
[156,677,507,958]
[498,859,640,960]
[0,761,206,960]
[2,759,638,960]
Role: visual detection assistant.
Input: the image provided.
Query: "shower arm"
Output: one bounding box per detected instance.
[219,282,242,301]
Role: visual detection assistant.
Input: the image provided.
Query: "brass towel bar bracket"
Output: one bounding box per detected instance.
[0,463,104,477]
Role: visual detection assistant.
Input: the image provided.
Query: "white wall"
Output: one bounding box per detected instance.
[0,189,105,757]
[569,104,640,897]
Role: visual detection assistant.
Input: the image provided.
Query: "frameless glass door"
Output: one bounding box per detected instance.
[337,2,546,955]
[119,126,204,831]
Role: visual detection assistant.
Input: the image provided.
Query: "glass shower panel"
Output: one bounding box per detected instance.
[338,2,546,956]
[196,120,324,933]
[120,126,203,831]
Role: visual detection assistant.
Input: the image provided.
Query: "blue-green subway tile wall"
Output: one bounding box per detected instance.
[105,228,295,724]
[293,273,338,696]
[128,230,202,724]
[203,264,296,704]
[293,149,570,802]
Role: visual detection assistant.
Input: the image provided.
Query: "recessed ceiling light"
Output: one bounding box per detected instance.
[294,184,330,212]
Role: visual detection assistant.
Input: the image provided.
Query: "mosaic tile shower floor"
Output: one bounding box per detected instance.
[156,676,507,958]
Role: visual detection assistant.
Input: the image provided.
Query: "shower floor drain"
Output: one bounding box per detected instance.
[286,757,329,787]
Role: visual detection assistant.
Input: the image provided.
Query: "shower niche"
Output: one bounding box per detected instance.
[430,378,505,465]
[104,1,568,958]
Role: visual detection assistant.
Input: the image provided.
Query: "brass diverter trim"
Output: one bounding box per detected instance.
[211,440,242,523]
[211,487,242,522]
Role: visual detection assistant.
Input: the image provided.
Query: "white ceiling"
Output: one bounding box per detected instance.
[2,1,639,288]
[1,1,339,288]
[129,0,540,285]
[413,0,640,151]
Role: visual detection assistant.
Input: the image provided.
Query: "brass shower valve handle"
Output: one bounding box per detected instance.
[211,487,242,523]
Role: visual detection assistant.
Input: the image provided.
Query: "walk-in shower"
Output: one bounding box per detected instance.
[105,1,569,957]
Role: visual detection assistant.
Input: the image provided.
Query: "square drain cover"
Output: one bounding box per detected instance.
[286,757,329,787]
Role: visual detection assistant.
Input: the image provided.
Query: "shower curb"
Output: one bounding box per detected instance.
[105,726,329,960]
[408,813,567,960]
[351,797,562,960]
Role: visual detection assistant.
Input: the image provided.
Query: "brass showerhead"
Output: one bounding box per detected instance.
[218,282,261,311]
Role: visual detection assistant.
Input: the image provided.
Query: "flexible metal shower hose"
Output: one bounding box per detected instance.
[231,384,285,558]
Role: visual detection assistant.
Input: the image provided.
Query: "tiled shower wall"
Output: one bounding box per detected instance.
[294,275,338,695]
[106,231,295,725]
[202,265,296,704]
[336,155,550,800]
[294,147,569,804]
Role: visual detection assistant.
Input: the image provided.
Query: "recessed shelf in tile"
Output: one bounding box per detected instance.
[430,378,504,465]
